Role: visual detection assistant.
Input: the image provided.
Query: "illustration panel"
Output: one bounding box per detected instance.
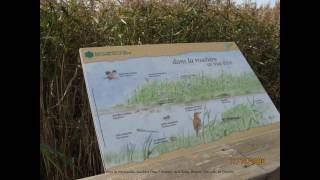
[79,42,280,170]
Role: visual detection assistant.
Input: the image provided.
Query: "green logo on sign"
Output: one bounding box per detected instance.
[84,50,131,58]
[85,51,94,58]
[224,42,233,49]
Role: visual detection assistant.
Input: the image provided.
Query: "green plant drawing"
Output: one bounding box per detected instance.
[142,134,154,160]
[126,143,136,162]
[110,72,264,110]
[103,102,262,166]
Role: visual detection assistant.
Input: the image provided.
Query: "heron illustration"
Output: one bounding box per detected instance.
[193,112,202,136]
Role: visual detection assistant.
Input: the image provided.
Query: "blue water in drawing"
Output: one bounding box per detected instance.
[98,92,279,153]
[85,51,255,110]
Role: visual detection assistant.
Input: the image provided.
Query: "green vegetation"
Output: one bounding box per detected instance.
[103,103,262,166]
[40,0,279,179]
[104,145,144,167]
[118,72,264,108]
[142,134,154,160]
[103,134,157,166]
[152,103,261,155]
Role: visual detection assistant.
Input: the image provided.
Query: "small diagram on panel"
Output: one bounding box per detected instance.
[105,70,119,80]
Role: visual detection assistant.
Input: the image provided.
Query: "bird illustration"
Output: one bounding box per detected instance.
[193,112,202,136]
[105,70,118,80]
[163,115,170,120]
[169,136,177,142]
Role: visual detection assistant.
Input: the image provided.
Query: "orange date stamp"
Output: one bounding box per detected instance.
[230,156,265,166]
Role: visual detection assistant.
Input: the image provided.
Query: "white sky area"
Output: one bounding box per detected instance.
[234,0,279,6]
